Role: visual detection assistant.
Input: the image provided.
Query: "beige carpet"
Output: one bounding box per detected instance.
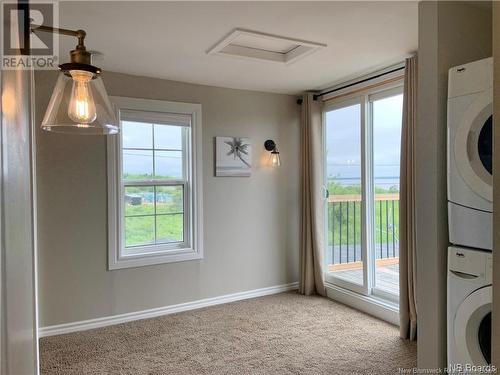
[40,292,416,375]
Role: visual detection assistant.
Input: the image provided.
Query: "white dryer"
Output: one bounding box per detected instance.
[448,57,493,250]
[447,246,492,370]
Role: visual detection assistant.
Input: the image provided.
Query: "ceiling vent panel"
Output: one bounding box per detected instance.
[208,29,326,65]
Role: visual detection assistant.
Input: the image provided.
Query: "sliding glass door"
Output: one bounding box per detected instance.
[371,89,403,301]
[324,97,367,295]
[324,85,403,303]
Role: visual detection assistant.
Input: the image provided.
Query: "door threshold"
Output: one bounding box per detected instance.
[325,282,399,326]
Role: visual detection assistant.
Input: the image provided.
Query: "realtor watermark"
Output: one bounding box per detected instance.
[1,0,59,69]
[398,364,498,374]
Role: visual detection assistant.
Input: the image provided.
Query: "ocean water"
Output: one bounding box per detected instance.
[329,177,400,189]
[327,164,400,189]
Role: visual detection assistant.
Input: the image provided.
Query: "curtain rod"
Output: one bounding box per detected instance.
[296,65,405,105]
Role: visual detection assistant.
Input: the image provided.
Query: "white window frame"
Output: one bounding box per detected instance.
[323,81,403,304]
[107,96,203,270]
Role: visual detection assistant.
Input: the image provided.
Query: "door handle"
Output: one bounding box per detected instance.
[322,186,329,200]
[450,270,478,279]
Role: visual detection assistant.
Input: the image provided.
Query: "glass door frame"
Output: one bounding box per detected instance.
[323,95,369,296]
[322,82,404,302]
[369,85,404,304]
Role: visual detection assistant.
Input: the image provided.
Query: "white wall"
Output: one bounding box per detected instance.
[35,71,300,327]
[416,1,492,369]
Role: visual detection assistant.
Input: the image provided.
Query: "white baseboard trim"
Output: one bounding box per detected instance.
[39,282,298,337]
[325,282,399,326]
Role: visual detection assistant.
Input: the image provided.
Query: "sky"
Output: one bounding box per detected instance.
[326,94,403,189]
[122,121,184,179]
[121,94,403,186]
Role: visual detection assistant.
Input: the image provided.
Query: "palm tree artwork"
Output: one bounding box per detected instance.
[225,137,251,167]
[216,136,252,177]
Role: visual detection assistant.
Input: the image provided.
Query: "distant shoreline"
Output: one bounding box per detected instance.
[328,176,399,188]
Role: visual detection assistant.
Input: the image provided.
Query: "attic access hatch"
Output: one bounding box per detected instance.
[208,29,326,65]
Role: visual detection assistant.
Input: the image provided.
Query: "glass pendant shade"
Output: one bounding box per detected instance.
[270,150,281,167]
[41,69,118,135]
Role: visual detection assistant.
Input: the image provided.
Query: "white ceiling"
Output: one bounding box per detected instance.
[58,1,418,95]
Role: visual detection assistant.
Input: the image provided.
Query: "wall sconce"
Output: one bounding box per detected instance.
[31,24,118,135]
[264,139,281,167]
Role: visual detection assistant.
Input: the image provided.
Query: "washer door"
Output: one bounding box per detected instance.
[454,285,492,365]
[454,91,492,202]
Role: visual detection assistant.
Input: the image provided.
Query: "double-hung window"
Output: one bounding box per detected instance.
[108,97,203,269]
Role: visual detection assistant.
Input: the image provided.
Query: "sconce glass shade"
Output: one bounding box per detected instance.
[41,69,118,135]
[270,150,281,167]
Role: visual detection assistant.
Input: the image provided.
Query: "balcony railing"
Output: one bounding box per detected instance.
[327,193,400,266]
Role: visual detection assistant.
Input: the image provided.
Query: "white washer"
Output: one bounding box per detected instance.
[448,246,492,371]
[447,57,493,250]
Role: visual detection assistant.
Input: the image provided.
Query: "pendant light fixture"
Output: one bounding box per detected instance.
[32,24,118,135]
[264,139,281,167]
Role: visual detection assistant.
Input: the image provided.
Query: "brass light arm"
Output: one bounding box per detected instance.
[30,24,86,46]
[30,23,90,64]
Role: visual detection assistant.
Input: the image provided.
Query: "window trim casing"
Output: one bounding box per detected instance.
[107,96,203,270]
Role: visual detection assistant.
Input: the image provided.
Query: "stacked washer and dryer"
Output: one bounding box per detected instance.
[447,57,493,370]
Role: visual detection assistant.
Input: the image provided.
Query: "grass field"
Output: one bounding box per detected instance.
[124,181,184,247]
[121,176,399,248]
[327,180,400,247]
[125,209,183,247]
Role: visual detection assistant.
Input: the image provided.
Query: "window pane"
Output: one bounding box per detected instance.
[154,124,183,150]
[156,186,184,214]
[123,150,153,180]
[122,121,152,149]
[124,187,154,216]
[156,214,184,243]
[125,216,155,247]
[325,103,363,286]
[373,94,403,296]
[154,151,183,179]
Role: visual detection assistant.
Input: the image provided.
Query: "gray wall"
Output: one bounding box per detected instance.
[492,2,500,367]
[416,1,491,369]
[35,71,300,327]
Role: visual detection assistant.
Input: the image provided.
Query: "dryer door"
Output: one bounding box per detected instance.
[454,285,492,366]
[454,91,492,202]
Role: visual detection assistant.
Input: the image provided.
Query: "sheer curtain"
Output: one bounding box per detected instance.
[299,93,326,296]
[399,55,418,340]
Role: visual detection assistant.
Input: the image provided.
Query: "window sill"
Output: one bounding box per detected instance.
[109,248,202,270]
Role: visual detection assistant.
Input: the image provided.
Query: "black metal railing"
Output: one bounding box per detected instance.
[327,194,399,265]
